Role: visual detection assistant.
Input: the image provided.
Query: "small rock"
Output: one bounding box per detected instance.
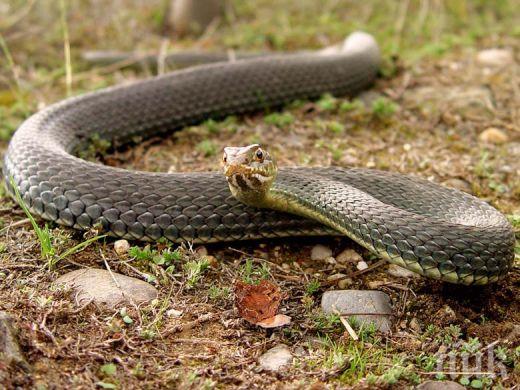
[367,280,386,289]
[321,290,394,333]
[114,239,130,256]
[479,127,509,144]
[166,309,183,318]
[0,311,29,370]
[386,264,419,279]
[417,380,465,390]
[258,344,293,371]
[476,49,513,67]
[56,269,158,308]
[441,178,473,194]
[435,305,457,322]
[325,256,336,265]
[336,248,362,264]
[168,0,224,36]
[356,261,368,271]
[195,246,208,256]
[409,318,421,333]
[205,255,219,268]
[311,245,332,261]
[338,278,352,289]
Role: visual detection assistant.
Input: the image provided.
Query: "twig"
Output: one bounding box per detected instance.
[333,307,359,341]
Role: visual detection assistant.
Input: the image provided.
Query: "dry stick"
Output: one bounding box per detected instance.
[0,218,31,234]
[332,307,359,341]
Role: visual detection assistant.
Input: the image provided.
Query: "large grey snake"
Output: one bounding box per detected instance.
[3,33,515,285]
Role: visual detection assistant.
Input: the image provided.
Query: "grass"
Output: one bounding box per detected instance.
[9,176,105,269]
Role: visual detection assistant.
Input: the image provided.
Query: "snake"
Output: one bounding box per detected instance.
[3,32,514,285]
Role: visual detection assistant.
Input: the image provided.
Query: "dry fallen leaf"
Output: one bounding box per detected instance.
[234,279,290,327]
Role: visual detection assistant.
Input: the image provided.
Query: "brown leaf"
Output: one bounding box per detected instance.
[234,279,286,325]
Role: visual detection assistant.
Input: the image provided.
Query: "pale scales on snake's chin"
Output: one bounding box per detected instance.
[3,32,515,285]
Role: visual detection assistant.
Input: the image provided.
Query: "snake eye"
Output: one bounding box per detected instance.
[255,149,264,161]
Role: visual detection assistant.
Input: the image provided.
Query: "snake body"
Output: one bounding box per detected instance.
[3,33,514,285]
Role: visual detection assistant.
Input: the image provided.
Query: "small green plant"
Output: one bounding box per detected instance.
[264,112,295,127]
[316,93,337,111]
[196,139,218,157]
[312,312,342,332]
[129,245,183,272]
[339,99,363,113]
[327,121,345,134]
[100,363,117,376]
[461,337,481,354]
[305,279,321,295]
[183,258,210,288]
[208,285,231,301]
[474,151,492,178]
[120,307,133,325]
[371,97,398,119]
[239,258,271,284]
[77,133,111,160]
[0,243,6,254]
[416,353,438,371]
[442,324,462,344]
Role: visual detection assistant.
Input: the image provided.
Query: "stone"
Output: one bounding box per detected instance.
[409,318,421,333]
[441,178,472,194]
[56,269,158,308]
[310,245,332,261]
[356,261,368,271]
[195,246,208,256]
[0,311,29,370]
[386,264,419,279]
[321,290,394,333]
[114,239,130,256]
[336,248,362,264]
[417,380,465,390]
[478,128,509,144]
[258,344,293,371]
[168,0,224,36]
[403,86,493,118]
[476,49,513,67]
[337,278,352,289]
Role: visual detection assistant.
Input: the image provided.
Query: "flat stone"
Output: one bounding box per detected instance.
[321,290,393,333]
[56,269,158,308]
[258,344,293,371]
[476,49,513,67]
[478,127,509,144]
[310,245,332,261]
[336,248,362,264]
[417,380,465,390]
[441,178,473,194]
[403,86,493,118]
[0,311,29,370]
[386,264,419,279]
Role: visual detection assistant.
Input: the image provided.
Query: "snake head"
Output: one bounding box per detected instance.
[222,144,277,206]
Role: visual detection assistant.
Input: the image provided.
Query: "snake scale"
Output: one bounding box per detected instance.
[3,33,514,285]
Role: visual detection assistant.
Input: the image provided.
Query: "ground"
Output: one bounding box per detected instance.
[0,1,519,389]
